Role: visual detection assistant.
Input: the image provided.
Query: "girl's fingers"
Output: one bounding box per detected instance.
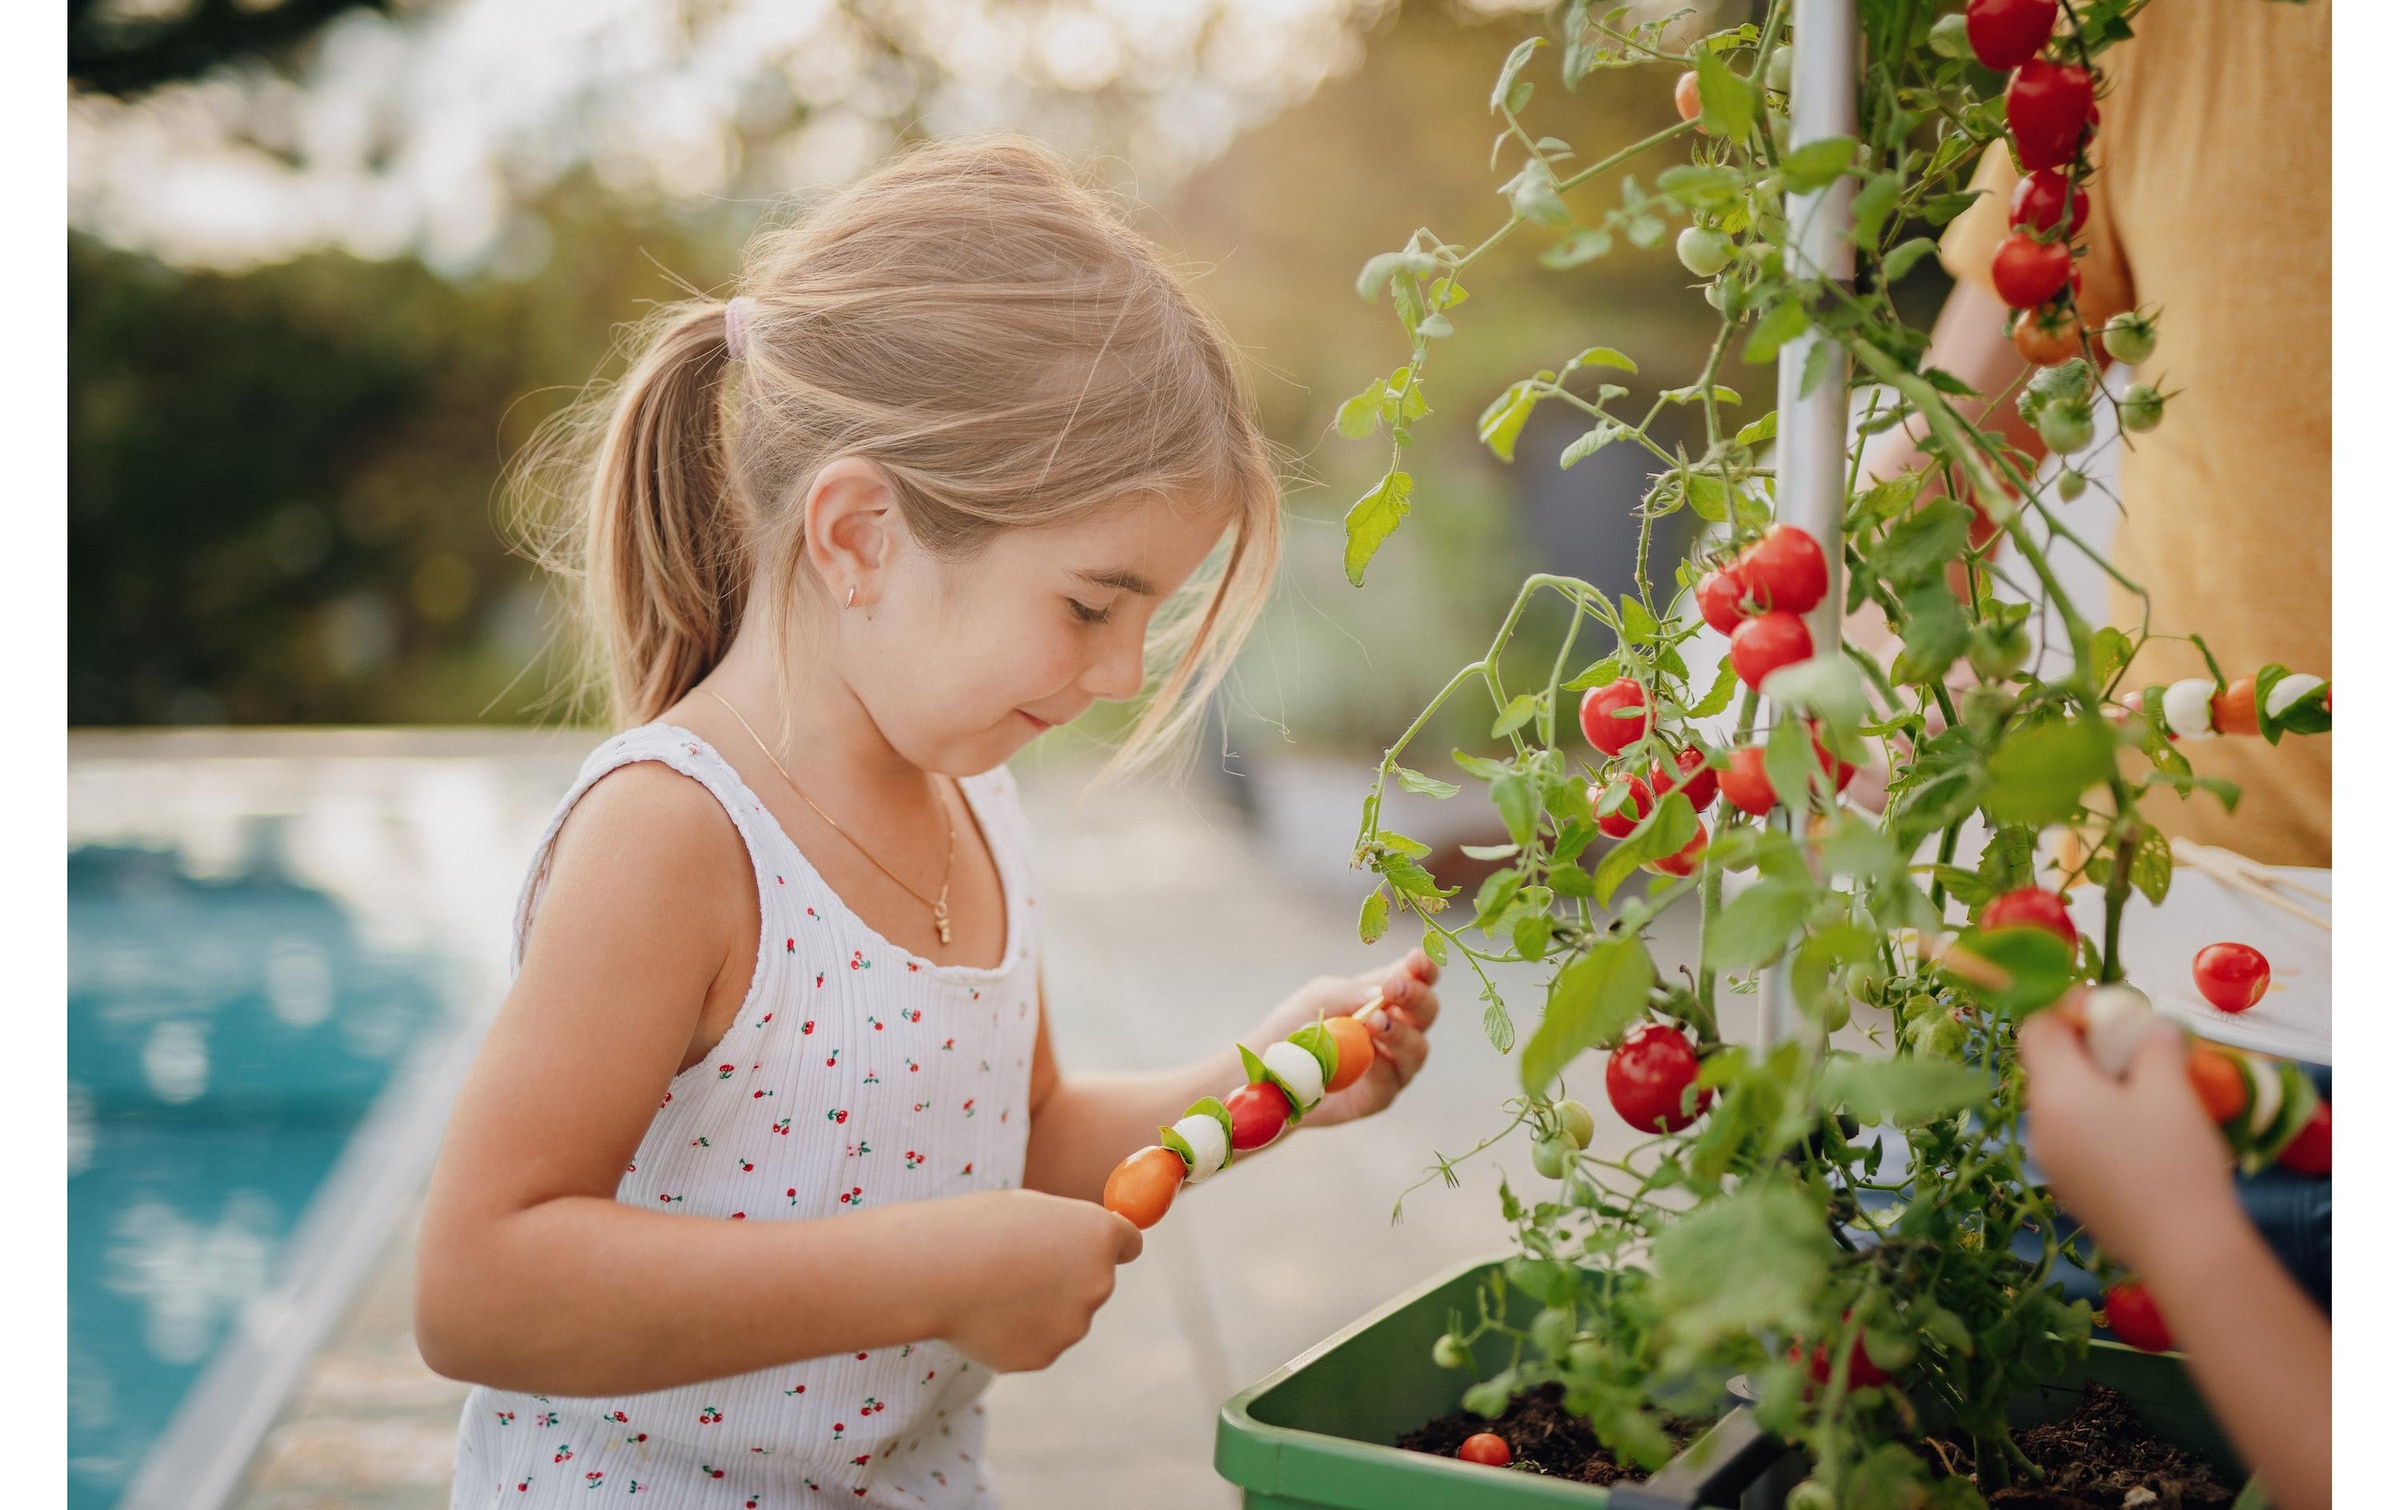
[1372,1018,1430,1084]
[1375,970,1441,1031]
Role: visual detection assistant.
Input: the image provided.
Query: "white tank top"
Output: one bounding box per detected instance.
[452,724,1042,1509]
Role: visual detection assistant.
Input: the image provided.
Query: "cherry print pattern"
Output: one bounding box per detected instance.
[461,726,1032,1507]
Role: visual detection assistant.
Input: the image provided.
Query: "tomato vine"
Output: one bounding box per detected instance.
[1336,1,2331,1502]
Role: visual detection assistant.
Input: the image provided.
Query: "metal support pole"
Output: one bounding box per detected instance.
[1758,0,1856,1054]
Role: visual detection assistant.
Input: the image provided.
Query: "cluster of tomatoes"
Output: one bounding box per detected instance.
[1100,1008,1378,1230]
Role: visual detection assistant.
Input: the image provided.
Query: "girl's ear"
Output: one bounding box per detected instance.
[801,456,903,608]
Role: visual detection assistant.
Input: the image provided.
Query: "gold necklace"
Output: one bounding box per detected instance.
[706,690,957,946]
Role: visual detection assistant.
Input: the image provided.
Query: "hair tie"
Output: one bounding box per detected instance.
[723,296,756,360]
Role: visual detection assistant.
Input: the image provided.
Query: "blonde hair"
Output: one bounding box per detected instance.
[516,135,1281,773]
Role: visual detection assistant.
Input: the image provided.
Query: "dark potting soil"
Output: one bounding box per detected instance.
[1950,1384,2238,1510]
[1395,1382,1692,1485]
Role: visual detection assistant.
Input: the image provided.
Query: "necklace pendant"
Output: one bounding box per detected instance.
[934,901,952,947]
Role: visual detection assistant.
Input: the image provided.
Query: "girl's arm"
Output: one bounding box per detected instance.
[2019,1014,2331,1510]
[414,764,1140,1396]
[1021,953,1440,1204]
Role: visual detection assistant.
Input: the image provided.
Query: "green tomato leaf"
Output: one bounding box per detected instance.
[1394,765,1462,799]
[1706,878,1813,972]
[1982,717,2118,827]
[1567,345,1639,373]
[1870,498,1973,585]
[1950,926,2075,1016]
[1882,235,1940,284]
[1693,48,1756,141]
[1688,654,1740,717]
[1652,1179,1832,1351]
[1359,886,1390,944]
[1493,773,1541,847]
[1342,469,1413,587]
[1519,934,1656,1096]
[1482,979,1515,1053]
[1560,421,1622,470]
[1491,36,1547,111]
[1743,298,1810,364]
[1732,411,1778,448]
[1334,376,1386,439]
[1477,381,1543,463]
[1491,693,1541,738]
[1780,134,1859,193]
[1822,1054,1987,1126]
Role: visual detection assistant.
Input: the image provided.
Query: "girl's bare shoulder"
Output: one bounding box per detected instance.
[532,758,757,957]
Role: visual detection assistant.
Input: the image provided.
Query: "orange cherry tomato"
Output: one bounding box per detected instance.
[1102,1146,1184,1230]
[2211,676,2259,736]
[2186,1044,2248,1126]
[1324,1014,1376,1093]
[2011,304,2081,366]
[1674,71,1701,123]
[1458,1432,1512,1467]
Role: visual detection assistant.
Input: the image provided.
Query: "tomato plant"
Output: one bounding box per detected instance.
[1331,2,2332,1500]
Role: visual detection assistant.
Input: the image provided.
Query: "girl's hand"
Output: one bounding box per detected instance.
[1244,949,1441,1130]
[938,1189,1143,1373]
[2018,1011,2240,1277]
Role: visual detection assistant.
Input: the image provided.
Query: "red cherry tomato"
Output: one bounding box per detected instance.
[1742,526,1828,614]
[1649,745,1718,813]
[1645,819,1709,878]
[1458,1432,1512,1467]
[1806,725,1859,790]
[1591,777,1654,840]
[2193,942,2270,1013]
[1579,677,1652,756]
[1697,567,1749,635]
[1991,232,2072,309]
[2102,1282,2174,1354]
[1730,611,1813,690]
[1966,0,2057,71]
[1323,1015,1376,1093]
[1791,1329,1890,1388]
[2010,303,2081,366]
[1979,886,2078,949]
[1674,70,1701,122]
[1102,1146,1183,1230]
[2009,167,2089,237]
[1225,1079,1292,1152]
[1606,1022,1710,1133]
[1721,746,1776,816]
[2277,1100,2331,1176]
[2007,60,2095,172]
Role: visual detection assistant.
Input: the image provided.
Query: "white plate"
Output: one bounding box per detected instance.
[2064,868,2330,1064]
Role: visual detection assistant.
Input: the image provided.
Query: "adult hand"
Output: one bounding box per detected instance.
[1244,949,1441,1129]
[2018,1010,2239,1275]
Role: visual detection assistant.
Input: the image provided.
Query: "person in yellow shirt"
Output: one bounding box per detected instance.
[1892,0,2330,866]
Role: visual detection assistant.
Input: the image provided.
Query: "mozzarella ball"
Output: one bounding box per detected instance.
[2160,679,2218,742]
[2264,672,2326,720]
[2245,1056,2284,1138]
[2082,984,2155,1078]
[1262,1040,1326,1113]
[1171,1113,1230,1183]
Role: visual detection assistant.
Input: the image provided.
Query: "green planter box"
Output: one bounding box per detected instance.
[1214,1256,2241,1510]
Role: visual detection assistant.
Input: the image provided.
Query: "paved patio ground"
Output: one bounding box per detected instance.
[203,739,1713,1509]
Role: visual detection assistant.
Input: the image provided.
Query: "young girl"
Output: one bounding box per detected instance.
[413,137,1443,1508]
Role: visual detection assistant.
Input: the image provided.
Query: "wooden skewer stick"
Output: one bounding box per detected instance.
[2170,837,2332,905]
[2170,841,2331,932]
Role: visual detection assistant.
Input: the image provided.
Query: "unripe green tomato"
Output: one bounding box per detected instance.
[1926,12,1973,60]
[1863,1329,1918,1373]
[1677,227,1735,277]
[1529,1306,1577,1358]
[1531,1135,1576,1180]
[1787,1481,1839,1510]
[1433,1333,1470,1370]
[1843,962,1879,1005]
[2036,400,2094,456]
[2055,467,2088,502]
[2119,383,2166,434]
[1961,683,2017,736]
[1927,1010,1969,1059]
[2102,311,2158,365]
[1557,1098,1596,1150]
[1567,1337,1607,1374]
[1765,45,1792,91]
[1808,989,1853,1033]
[1703,280,1726,312]
[1968,621,2031,680]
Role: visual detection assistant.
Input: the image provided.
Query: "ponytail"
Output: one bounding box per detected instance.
[584,301,747,725]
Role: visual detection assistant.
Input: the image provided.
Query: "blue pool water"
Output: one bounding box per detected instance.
[68,839,449,1510]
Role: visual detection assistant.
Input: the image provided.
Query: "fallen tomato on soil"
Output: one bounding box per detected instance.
[1457,1432,1512,1467]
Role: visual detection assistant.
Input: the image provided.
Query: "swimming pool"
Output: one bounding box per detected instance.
[67,731,587,1510]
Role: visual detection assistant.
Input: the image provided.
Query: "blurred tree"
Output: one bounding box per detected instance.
[69,0,389,97]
